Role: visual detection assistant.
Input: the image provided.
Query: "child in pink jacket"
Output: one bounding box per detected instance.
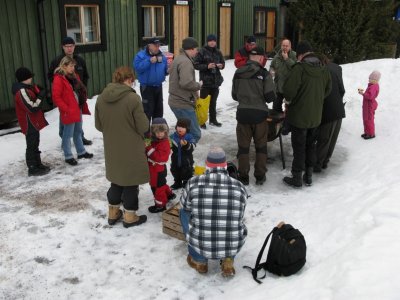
[358,70,380,139]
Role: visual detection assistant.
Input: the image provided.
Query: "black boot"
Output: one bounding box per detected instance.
[35,151,50,172]
[303,167,313,186]
[28,166,50,176]
[210,120,222,127]
[283,171,302,188]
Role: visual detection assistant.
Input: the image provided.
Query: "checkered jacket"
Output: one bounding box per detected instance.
[180,167,248,259]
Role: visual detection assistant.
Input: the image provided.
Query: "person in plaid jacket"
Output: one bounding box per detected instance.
[179,146,248,277]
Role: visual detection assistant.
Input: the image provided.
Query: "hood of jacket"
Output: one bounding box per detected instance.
[98,83,136,103]
[298,53,325,78]
[234,60,263,79]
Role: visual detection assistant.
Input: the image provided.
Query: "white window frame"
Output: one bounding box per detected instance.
[143,5,165,39]
[65,4,101,45]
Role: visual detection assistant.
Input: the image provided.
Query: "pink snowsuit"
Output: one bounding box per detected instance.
[362,82,379,136]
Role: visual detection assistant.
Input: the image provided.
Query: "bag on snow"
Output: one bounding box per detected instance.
[227,161,238,180]
[195,95,211,126]
[243,221,306,283]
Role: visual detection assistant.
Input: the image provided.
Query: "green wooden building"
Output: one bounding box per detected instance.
[0,0,289,124]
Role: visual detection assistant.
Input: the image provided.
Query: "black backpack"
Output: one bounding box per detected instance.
[244,222,307,283]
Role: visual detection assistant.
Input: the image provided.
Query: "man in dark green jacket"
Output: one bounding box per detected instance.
[282,41,332,187]
[232,47,276,186]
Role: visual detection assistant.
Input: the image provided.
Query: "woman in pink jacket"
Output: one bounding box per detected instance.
[358,70,380,140]
[52,56,92,165]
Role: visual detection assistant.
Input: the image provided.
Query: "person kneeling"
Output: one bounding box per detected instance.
[179,146,248,277]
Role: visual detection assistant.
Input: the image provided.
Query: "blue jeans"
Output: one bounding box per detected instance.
[170,107,201,143]
[179,208,208,263]
[62,118,86,160]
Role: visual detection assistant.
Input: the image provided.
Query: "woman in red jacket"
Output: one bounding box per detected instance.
[52,56,93,165]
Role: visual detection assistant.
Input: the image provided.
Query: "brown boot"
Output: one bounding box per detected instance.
[108,205,123,225]
[220,257,235,277]
[123,209,147,228]
[187,255,208,274]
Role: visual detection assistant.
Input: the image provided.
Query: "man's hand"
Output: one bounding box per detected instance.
[150,56,157,63]
[208,63,216,69]
[216,63,223,69]
[282,50,288,60]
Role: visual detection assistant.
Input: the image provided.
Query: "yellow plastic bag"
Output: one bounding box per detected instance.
[195,95,211,126]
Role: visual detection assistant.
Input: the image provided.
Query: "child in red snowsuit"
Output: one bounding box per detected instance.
[146,118,175,213]
[358,70,380,139]
[12,67,50,176]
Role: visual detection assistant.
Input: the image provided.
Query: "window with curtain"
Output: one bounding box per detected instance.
[143,5,165,38]
[65,5,100,44]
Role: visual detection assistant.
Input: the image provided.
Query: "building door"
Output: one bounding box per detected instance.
[266,10,276,53]
[219,5,232,58]
[173,4,189,55]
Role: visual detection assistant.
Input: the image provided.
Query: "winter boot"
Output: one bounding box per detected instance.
[303,167,313,186]
[255,175,266,186]
[148,205,166,213]
[220,257,235,277]
[35,152,50,172]
[209,120,222,127]
[123,210,147,228]
[108,204,123,225]
[283,171,302,188]
[187,255,208,274]
[28,166,50,176]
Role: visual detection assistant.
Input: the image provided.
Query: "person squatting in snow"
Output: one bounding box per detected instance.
[12,67,50,177]
[358,70,380,140]
[145,117,176,213]
[170,118,196,190]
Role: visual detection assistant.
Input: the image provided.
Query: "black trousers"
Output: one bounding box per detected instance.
[140,85,164,122]
[26,121,40,168]
[200,87,219,122]
[290,125,319,173]
[107,183,139,211]
[316,119,342,168]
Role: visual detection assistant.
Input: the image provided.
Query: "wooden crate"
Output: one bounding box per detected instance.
[162,203,185,241]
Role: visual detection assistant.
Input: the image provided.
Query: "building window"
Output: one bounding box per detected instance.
[254,9,266,35]
[65,5,100,44]
[143,5,165,39]
[60,0,107,52]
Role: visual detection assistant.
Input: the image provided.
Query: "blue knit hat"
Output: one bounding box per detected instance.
[206,146,227,168]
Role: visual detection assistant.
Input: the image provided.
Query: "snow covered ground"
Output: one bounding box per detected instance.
[0,58,399,300]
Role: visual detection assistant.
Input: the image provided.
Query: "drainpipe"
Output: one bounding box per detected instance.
[201,0,205,45]
[36,0,52,108]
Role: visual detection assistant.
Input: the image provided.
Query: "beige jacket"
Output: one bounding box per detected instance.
[168,49,201,109]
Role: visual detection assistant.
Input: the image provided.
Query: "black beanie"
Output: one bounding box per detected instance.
[182,37,199,50]
[15,67,34,82]
[296,41,313,56]
[62,36,75,45]
[176,118,191,131]
[206,34,217,42]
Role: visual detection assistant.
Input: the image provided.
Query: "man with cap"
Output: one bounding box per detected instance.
[232,46,276,186]
[282,41,332,188]
[179,146,248,277]
[48,36,92,145]
[234,36,267,68]
[194,34,225,128]
[12,67,50,176]
[168,37,202,143]
[133,38,169,123]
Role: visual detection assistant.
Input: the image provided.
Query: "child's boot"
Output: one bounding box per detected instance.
[148,205,166,213]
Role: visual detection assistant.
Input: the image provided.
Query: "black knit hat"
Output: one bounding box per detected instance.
[206,34,217,42]
[296,41,313,56]
[182,37,199,50]
[176,118,191,131]
[62,36,75,45]
[15,67,34,82]
[246,36,256,44]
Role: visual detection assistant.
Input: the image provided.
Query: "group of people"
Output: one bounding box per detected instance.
[12,33,381,278]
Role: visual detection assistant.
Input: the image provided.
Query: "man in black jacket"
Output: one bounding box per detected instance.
[232,47,276,186]
[48,37,92,145]
[194,34,225,128]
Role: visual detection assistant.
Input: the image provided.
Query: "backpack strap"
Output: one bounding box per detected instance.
[243,228,275,284]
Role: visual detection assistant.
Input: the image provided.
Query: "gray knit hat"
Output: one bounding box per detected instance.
[206,146,227,168]
[182,37,199,50]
